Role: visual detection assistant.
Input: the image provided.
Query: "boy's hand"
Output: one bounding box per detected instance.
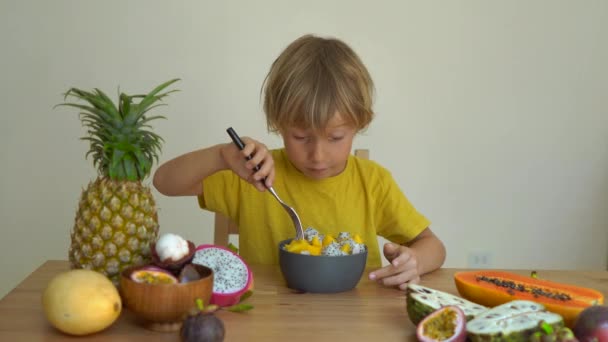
[368,242,420,290]
[220,137,275,192]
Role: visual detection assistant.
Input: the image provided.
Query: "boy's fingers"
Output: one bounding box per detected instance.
[253,182,266,192]
[398,275,421,290]
[226,137,275,191]
[253,158,273,182]
[368,263,400,281]
[241,139,255,158]
[251,148,273,177]
[248,172,266,192]
[248,144,268,168]
[391,248,411,267]
[383,242,401,260]
[381,268,418,287]
[266,168,275,188]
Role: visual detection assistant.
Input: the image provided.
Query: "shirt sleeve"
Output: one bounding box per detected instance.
[374,169,431,244]
[198,170,242,220]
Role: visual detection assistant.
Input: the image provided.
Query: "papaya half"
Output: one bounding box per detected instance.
[453,270,604,328]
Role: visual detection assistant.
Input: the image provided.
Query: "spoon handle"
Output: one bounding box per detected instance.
[226,127,261,173]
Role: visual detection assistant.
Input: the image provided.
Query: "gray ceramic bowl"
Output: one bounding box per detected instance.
[278,239,368,293]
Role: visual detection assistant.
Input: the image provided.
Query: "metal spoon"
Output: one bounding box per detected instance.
[226,127,305,240]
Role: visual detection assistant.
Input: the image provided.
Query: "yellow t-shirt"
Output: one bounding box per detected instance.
[199,149,430,268]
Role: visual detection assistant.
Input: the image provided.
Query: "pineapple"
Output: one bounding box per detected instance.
[56,78,180,285]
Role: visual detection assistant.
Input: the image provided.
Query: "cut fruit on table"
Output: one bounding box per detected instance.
[416,305,467,342]
[466,300,565,341]
[406,283,488,325]
[454,270,605,327]
[572,305,608,342]
[192,244,253,307]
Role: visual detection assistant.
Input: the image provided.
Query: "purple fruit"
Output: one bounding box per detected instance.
[573,305,608,342]
[178,264,203,283]
[416,305,466,342]
[180,312,224,342]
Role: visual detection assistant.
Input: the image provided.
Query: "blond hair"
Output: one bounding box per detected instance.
[262,34,375,134]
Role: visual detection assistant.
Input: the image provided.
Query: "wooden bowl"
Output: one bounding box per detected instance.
[119,263,213,332]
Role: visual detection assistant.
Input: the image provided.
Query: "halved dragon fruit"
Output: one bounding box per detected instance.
[192,244,253,307]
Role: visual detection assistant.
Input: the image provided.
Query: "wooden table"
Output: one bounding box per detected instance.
[1,261,607,341]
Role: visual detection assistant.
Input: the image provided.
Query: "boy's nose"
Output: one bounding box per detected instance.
[310,142,326,162]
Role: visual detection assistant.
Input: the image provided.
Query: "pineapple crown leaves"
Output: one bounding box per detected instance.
[54,78,180,181]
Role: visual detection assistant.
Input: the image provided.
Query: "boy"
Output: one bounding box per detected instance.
[153,34,445,289]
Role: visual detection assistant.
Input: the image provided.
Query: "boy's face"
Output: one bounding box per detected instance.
[281,114,357,180]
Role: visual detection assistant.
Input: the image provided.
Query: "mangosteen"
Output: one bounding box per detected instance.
[573,305,608,342]
[180,311,225,342]
[150,233,196,275]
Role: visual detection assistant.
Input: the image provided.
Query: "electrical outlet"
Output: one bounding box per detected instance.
[467,251,493,268]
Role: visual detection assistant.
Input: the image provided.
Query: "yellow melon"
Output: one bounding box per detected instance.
[42,269,122,335]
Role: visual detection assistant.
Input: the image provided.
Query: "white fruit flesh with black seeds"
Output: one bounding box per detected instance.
[293,227,366,256]
[322,242,345,256]
[192,248,248,293]
[351,242,366,254]
[339,239,366,255]
[408,284,488,318]
[466,300,563,338]
[303,227,320,241]
[336,232,351,241]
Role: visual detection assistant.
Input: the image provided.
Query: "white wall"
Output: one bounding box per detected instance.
[1,0,607,298]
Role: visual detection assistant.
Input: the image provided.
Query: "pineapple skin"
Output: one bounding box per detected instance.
[69,177,160,285]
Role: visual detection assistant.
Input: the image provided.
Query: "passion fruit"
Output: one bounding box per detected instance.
[130,266,178,285]
[416,305,466,342]
[180,299,225,342]
[180,312,225,342]
[573,305,608,342]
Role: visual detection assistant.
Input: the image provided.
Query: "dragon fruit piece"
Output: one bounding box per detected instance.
[303,227,320,242]
[321,241,346,256]
[351,242,366,254]
[192,245,253,307]
[336,232,351,242]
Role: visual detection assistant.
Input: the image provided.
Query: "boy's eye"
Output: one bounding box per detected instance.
[329,136,344,141]
[293,135,308,141]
